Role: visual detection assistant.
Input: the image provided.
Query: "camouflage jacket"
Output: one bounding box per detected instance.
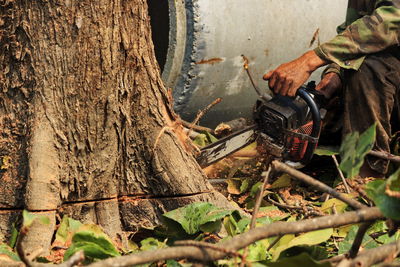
[314,0,400,73]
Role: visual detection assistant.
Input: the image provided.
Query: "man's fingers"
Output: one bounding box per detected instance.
[275,78,284,95]
[282,80,294,96]
[263,71,273,80]
[269,73,277,90]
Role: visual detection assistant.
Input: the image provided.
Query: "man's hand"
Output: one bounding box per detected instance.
[263,50,327,96]
[315,72,342,99]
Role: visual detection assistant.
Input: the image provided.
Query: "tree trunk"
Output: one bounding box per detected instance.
[0,0,231,254]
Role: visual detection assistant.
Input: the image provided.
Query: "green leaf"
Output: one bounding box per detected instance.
[204,131,218,144]
[163,202,234,235]
[338,225,378,254]
[320,198,348,214]
[244,241,268,262]
[193,132,218,147]
[270,174,292,189]
[266,252,330,267]
[140,237,166,251]
[223,211,247,236]
[55,216,83,244]
[365,175,400,220]
[64,229,120,261]
[22,210,50,228]
[250,182,263,197]
[240,178,250,193]
[386,167,400,193]
[227,179,242,195]
[271,229,333,260]
[8,223,18,248]
[314,146,339,156]
[339,124,376,178]
[64,242,117,261]
[199,220,222,233]
[193,134,208,147]
[0,244,20,262]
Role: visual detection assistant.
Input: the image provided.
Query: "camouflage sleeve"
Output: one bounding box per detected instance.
[314,0,400,70]
[321,63,342,81]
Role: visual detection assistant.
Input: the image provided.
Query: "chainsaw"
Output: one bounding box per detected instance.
[196,82,323,169]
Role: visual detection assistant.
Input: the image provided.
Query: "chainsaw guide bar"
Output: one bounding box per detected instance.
[196,125,258,168]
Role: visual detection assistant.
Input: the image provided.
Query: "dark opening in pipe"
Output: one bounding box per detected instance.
[147,0,170,72]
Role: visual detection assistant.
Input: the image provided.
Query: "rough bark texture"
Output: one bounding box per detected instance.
[0,0,231,253]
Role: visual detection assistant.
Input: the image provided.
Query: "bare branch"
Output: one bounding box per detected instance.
[338,240,400,267]
[174,240,246,264]
[271,160,366,210]
[187,98,222,136]
[182,120,214,134]
[87,207,383,267]
[348,222,373,258]
[332,155,351,194]
[241,167,271,267]
[32,251,85,267]
[369,150,400,164]
[250,168,271,229]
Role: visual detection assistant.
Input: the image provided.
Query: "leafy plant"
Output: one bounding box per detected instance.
[339,124,376,178]
[269,228,333,260]
[337,225,378,254]
[266,252,330,267]
[193,132,218,147]
[64,224,120,262]
[365,168,400,220]
[162,202,234,235]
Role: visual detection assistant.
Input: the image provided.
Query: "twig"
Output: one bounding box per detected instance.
[332,155,351,194]
[87,207,383,267]
[241,168,271,267]
[320,254,346,264]
[267,235,283,251]
[309,28,320,47]
[266,195,302,210]
[378,263,400,267]
[182,120,214,134]
[242,55,271,102]
[188,98,222,136]
[267,195,324,217]
[33,250,86,267]
[57,251,85,267]
[369,150,400,164]
[174,240,246,264]
[338,240,400,267]
[385,183,400,199]
[250,168,271,229]
[348,222,373,258]
[347,179,373,205]
[271,160,366,210]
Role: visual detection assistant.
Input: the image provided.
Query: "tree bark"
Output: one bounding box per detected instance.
[0,0,231,254]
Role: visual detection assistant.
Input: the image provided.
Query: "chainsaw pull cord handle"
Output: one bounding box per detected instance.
[296,87,321,163]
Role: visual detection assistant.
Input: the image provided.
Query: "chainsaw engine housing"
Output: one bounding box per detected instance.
[254,88,321,164]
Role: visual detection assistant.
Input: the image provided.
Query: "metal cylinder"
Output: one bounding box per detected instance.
[148,0,347,127]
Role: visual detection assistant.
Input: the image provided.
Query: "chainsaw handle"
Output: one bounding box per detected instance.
[296,87,321,163]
